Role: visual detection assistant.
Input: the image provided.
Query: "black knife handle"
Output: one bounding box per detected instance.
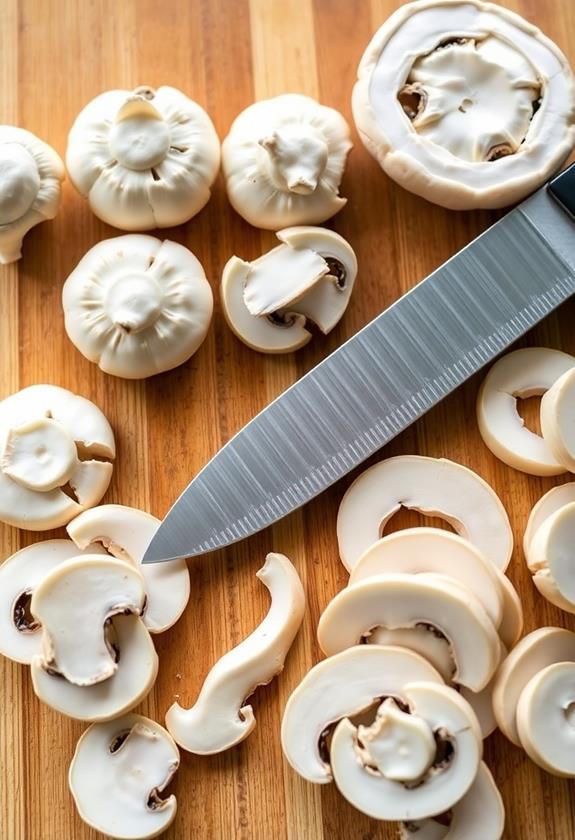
[548,162,575,220]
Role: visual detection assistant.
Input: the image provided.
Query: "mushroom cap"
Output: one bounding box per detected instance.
[477,347,575,475]
[62,235,213,379]
[523,482,575,556]
[540,367,575,472]
[281,645,443,784]
[66,86,220,229]
[525,502,575,614]
[69,713,179,839]
[337,455,512,572]
[67,504,190,633]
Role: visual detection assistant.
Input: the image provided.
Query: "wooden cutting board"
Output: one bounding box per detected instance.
[1,1,575,838]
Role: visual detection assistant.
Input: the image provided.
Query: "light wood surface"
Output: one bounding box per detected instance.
[1,1,575,838]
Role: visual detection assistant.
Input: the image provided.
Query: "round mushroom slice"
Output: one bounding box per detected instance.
[69,714,179,840]
[525,502,575,614]
[166,553,304,754]
[31,555,147,686]
[477,348,575,475]
[540,367,575,472]
[281,645,443,784]
[67,504,190,633]
[523,482,575,556]
[337,456,512,572]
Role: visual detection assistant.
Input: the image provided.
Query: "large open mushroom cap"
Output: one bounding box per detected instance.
[67,504,190,633]
[352,0,575,210]
[63,235,213,379]
[69,714,179,840]
[477,348,575,475]
[540,367,575,472]
[523,482,575,556]
[525,502,575,614]
[281,645,443,784]
[166,553,304,754]
[337,456,512,572]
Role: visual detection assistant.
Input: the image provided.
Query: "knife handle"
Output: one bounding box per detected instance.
[548,162,575,220]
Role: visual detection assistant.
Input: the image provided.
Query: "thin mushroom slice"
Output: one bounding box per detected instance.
[459,641,506,741]
[331,682,482,821]
[337,456,512,572]
[69,714,179,840]
[525,502,575,614]
[540,367,575,472]
[281,645,443,784]
[165,553,304,754]
[369,626,454,682]
[523,483,575,556]
[477,348,575,475]
[497,573,524,650]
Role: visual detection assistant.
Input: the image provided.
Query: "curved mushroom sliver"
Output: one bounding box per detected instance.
[525,502,575,614]
[523,482,575,556]
[337,456,512,572]
[165,553,304,754]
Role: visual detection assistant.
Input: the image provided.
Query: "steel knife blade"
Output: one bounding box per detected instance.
[144,165,575,564]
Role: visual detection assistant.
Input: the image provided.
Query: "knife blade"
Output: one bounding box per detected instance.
[144,165,575,564]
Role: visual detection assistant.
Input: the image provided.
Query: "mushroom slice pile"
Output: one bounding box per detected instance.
[166,553,304,754]
[62,235,213,379]
[525,502,575,614]
[337,456,512,572]
[66,86,220,229]
[221,227,357,353]
[0,125,65,263]
[67,504,190,633]
[69,714,179,839]
[540,367,575,472]
[0,385,115,530]
[222,94,352,229]
[477,347,575,475]
[352,0,575,210]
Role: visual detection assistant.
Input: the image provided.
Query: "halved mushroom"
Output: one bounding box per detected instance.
[477,348,575,475]
[69,713,179,839]
[525,502,575,614]
[337,456,512,572]
[165,553,304,754]
[221,226,357,354]
[540,367,575,472]
[523,483,575,556]
[67,504,190,633]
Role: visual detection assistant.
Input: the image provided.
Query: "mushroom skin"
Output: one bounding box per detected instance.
[540,367,575,472]
[0,125,64,263]
[66,86,220,229]
[523,483,575,557]
[525,502,575,615]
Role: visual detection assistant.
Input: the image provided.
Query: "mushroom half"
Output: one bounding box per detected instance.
[540,367,575,472]
[525,502,575,614]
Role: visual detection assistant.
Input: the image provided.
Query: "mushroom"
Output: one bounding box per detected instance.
[62,235,213,379]
[66,86,220,229]
[477,347,575,475]
[540,367,575,472]
[222,94,352,229]
[523,482,575,556]
[221,226,357,353]
[330,682,482,821]
[352,0,575,210]
[525,501,575,614]
[281,645,443,784]
[67,504,190,633]
[0,125,65,263]
[69,713,179,839]
[165,553,304,754]
[337,456,513,572]
[0,384,115,530]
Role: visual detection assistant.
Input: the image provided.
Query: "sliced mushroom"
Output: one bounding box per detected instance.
[496,573,524,651]
[540,367,575,472]
[281,645,443,783]
[370,626,454,682]
[69,714,179,839]
[165,553,304,754]
[523,483,575,556]
[458,641,506,741]
[477,348,575,475]
[525,502,575,614]
[337,456,512,572]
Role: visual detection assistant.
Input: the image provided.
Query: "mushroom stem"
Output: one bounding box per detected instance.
[260,126,329,194]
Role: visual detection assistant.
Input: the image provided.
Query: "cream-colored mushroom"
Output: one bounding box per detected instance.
[540,367,575,472]
[0,385,115,530]
[0,125,64,263]
[352,0,575,210]
[66,86,220,229]
[477,348,575,475]
[221,226,357,354]
[67,504,190,633]
[523,482,575,556]
[62,235,213,379]
[222,94,352,229]
[69,714,179,840]
[337,456,512,572]
[330,682,481,821]
[496,573,524,650]
[525,502,575,614]
[166,553,304,754]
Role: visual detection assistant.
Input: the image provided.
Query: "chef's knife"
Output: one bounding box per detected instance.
[144,165,575,564]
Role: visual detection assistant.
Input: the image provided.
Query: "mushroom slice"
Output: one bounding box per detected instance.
[281,645,443,783]
[525,502,575,614]
[69,714,179,840]
[31,555,147,686]
[477,348,575,475]
[63,235,213,379]
[337,456,512,572]
[318,573,500,691]
[165,553,304,754]
[331,682,481,821]
[458,641,506,741]
[31,614,158,721]
[496,573,524,651]
[67,504,190,633]
[492,627,575,745]
[540,367,575,472]
[523,482,575,556]
[369,626,454,682]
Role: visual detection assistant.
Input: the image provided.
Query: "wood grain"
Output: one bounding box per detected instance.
[0,1,574,838]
